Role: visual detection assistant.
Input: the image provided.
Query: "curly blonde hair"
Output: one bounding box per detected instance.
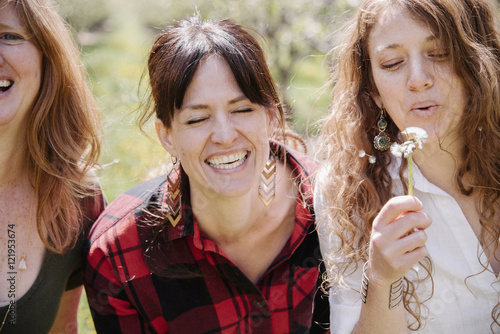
[318,0,500,330]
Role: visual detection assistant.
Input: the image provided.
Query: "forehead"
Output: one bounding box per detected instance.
[0,2,21,25]
[368,6,436,52]
[181,55,243,106]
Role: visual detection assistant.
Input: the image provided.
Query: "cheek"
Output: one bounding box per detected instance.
[373,75,395,99]
[175,139,193,157]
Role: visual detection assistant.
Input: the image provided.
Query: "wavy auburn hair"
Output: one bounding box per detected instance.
[318,0,500,330]
[11,0,101,253]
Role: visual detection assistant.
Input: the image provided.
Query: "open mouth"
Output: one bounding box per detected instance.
[206,151,248,169]
[0,80,13,92]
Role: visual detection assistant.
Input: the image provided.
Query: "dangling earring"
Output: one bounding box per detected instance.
[165,156,182,227]
[373,108,390,151]
[258,153,276,207]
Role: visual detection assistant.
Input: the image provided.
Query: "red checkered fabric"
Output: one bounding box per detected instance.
[84,144,329,333]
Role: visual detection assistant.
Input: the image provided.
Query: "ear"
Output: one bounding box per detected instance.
[266,105,278,138]
[155,118,178,157]
[370,91,383,109]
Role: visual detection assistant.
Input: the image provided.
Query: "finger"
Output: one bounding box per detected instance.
[374,196,423,228]
[371,229,428,272]
[385,211,432,238]
[372,243,428,281]
[395,229,428,254]
[399,244,428,268]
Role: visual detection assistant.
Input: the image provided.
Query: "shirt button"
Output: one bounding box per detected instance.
[256,300,267,308]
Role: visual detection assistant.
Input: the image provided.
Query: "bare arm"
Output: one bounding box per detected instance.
[49,286,83,334]
[353,196,431,334]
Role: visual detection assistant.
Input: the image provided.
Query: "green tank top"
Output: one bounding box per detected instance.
[0,191,105,333]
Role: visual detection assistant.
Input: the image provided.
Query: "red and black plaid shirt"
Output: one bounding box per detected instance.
[84,145,329,333]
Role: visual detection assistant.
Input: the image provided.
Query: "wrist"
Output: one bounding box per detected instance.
[360,262,404,309]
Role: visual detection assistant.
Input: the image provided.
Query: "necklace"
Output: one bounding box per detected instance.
[0,194,34,331]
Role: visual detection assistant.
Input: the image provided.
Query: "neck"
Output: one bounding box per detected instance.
[191,184,269,244]
[191,161,296,244]
[412,137,463,196]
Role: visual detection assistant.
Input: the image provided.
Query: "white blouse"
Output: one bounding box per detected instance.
[315,161,499,334]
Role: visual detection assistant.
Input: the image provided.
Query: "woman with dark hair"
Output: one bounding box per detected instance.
[85,16,328,333]
[315,0,500,333]
[0,0,105,333]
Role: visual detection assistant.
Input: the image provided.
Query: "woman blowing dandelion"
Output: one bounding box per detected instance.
[315,0,500,333]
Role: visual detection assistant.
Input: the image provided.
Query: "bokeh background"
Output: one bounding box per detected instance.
[51,0,361,332]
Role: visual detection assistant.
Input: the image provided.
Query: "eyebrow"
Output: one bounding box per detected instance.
[0,21,24,31]
[181,95,249,111]
[377,35,438,51]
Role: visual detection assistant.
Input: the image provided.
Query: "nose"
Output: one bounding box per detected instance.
[211,114,238,146]
[407,58,433,92]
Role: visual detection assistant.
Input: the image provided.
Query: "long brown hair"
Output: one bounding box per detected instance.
[318,0,500,330]
[13,0,101,253]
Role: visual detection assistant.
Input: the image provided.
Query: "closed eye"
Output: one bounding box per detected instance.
[186,117,208,125]
[234,108,253,113]
[429,52,449,60]
[381,60,403,70]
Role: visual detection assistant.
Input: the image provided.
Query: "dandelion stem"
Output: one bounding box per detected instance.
[408,152,413,196]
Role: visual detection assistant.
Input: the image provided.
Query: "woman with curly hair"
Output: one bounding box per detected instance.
[315,0,500,332]
[0,0,104,332]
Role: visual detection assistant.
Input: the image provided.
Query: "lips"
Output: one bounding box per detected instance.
[206,151,248,169]
[412,105,433,111]
[0,80,13,92]
[409,101,439,118]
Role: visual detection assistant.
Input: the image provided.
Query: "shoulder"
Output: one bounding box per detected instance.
[80,184,106,232]
[283,143,318,177]
[87,175,167,243]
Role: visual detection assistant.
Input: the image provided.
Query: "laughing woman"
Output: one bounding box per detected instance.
[84,16,328,333]
[0,0,104,333]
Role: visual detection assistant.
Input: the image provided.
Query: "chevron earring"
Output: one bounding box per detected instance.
[258,154,276,206]
[166,157,182,227]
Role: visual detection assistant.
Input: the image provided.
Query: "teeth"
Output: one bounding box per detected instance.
[0,80,11,88]
[207,152,247,169]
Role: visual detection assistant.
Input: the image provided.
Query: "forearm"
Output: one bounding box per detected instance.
[353,279,408,334]
[49,286,83,334]
[351,196,430,333]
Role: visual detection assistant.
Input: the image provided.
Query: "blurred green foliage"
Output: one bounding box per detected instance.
[52,0,360,332]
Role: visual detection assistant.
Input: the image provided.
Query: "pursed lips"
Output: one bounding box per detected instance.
[409,101,440,117]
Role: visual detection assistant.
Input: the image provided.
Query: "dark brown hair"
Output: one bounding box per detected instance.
[139,15,285,136]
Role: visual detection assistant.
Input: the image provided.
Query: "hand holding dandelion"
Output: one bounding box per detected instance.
[390,127,428,196]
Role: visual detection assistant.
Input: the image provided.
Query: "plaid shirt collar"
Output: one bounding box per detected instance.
[139,141,316,275]
[164,142,313,242]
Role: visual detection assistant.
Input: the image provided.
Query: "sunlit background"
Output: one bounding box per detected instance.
[52,0,360,331]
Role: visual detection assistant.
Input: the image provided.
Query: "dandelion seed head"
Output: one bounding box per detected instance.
[391,127,428,158]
